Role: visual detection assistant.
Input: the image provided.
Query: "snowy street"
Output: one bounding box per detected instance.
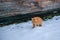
[0,16,60,40]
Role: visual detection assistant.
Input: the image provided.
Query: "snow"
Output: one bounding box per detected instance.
[0,16,60,40]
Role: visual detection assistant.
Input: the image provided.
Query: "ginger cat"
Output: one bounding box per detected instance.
[32,17,43,28]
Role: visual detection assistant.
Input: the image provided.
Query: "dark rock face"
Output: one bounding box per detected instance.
[0,0,13,2]
[0,0,60,17]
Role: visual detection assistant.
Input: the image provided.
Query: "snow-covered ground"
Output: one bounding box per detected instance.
[0,16,60,40]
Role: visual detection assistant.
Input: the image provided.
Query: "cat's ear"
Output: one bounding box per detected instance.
[31,18,33,20]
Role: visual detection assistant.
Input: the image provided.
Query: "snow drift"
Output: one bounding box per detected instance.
[0,16,60,40]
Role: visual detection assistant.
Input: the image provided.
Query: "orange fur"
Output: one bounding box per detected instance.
[32,17,43,28]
